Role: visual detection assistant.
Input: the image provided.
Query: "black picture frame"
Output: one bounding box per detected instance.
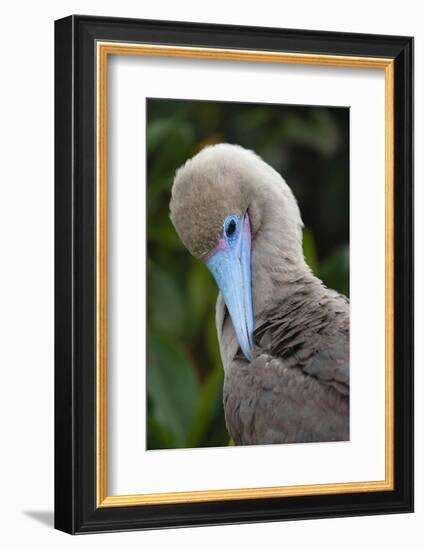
[55,14,414,534]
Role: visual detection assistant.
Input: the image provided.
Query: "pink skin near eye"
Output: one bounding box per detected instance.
[203,238,228,262]
[203,215,251,262]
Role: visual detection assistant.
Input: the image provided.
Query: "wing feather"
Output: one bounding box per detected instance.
[254,286,349,397]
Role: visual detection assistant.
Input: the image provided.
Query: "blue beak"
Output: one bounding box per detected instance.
[204,214,254,361]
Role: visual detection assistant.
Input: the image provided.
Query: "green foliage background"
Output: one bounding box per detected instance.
[147,98,349,450]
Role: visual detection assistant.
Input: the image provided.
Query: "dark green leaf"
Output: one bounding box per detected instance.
[319,245,350,297]
[147,331,199,448]
[303,227,319,274]
[147,415,177,450]
[186,366,224,448]
[185,259,217,336]
[148,264,186,336]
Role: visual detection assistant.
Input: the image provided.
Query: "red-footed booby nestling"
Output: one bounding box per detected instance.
[170,143,349,445]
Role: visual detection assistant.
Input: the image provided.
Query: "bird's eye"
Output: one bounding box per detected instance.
[225,218,237,238]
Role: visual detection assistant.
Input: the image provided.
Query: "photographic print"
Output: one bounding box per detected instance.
[147,98,350,450]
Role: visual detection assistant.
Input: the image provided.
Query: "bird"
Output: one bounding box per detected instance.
[169,143,349,446]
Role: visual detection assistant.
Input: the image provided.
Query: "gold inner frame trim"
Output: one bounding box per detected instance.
[96,42,395,508]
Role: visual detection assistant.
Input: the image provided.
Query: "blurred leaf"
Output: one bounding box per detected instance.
[319,245,350,297]
[233,107,269,135]
[148,263,186,336]
[148,119,195,177]
[185,260,217,336]
[148,212,184,252]
[194,134,224,153]
[207,310,222,370]
[147,118,196,217]
[147,118,177,154]
[146,176,173,215]
[147,331,199,448]
[196,102,221,132]
[186,366,224,448]
[278,109,341,156]
[147,113,194,152]
[303,227,319,274]
[147,415,177,450]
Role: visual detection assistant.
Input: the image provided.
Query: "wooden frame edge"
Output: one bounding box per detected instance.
[96,42,395,508]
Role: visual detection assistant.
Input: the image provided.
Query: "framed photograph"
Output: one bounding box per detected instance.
[54,15,413,534]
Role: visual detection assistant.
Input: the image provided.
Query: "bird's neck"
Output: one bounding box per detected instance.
[251,230,320,324]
